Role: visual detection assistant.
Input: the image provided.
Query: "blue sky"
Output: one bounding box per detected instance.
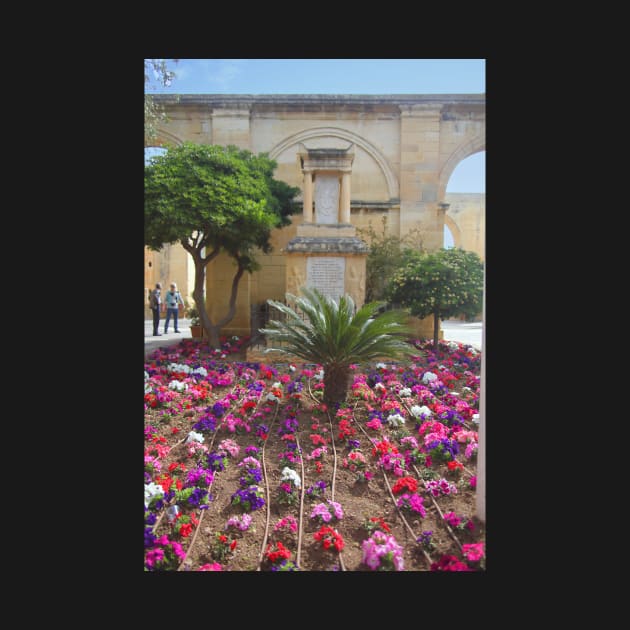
[146,59,484,245]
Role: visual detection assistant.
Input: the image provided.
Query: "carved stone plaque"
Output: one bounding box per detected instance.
[314,175,339,224]
[306,257,345,301]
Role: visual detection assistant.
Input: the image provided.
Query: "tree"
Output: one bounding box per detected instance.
[144,59,178,147]
[358,215,425,302]
[144,142,300,347]
[387,247,484,349]
[260,287,415,408]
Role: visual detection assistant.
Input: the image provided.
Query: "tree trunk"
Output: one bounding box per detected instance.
[433,312,440,350]
[182,242,247,350]
[323,364,351,409]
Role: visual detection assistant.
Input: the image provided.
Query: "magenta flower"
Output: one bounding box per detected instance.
[462,542,485,562]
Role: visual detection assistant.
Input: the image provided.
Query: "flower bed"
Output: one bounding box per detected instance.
[144,337,485,571]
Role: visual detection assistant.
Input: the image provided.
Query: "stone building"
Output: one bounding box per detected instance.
[145,94,485,337]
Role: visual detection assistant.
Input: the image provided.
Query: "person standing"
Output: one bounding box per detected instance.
[149,283,162,336]
[164,282,185,333]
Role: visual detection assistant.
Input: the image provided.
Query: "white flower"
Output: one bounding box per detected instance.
[167,363,192,374]
[422,371,437,384]
[314,370,324,381]
[168,379,188,392]
[144,370,149,381]
[144,482,164,508]
[451,392,460,396]
[472,413,480,424]
[398,387,412,397]
[448,341,459,350]
[375,362,386,369]
[374,382,386,391]
[410,405,432,419]
[231,335,240,341]
[462,386,471,392]
[289,364,296,372]
[387,413,405,427]
[281,467,301,488]
[192,366,208,378]
[272,382,282,390]
[144,383,153,395]
[186,431,205,444]
[266,392,279,402]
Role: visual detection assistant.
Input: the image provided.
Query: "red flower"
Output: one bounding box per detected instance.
[370,516,391,533]
[230,540,238,551]
[171,427,180,434]
[219,535,228,544]
[392,476,418,494]
[179,523,193,538]
[266,542,291,563]
[313,526,344,553]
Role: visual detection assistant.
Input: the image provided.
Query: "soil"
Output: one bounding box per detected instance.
[144,338,485,571]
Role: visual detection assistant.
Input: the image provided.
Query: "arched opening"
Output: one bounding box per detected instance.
[443,151,485,254]
[145,146,167,164]
[444,224,454,249]
[446,151,485,194]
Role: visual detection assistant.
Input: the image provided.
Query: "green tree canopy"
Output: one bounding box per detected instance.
[387,247,484,348]
[358,215,425,302]
[144,142,300,346]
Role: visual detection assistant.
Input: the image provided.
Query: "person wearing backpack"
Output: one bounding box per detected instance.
[149,283,162,336]
[164,282,185,334]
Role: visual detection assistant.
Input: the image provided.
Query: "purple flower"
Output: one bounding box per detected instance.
[192,414,217,432]
[207,452,227,472]
[212,401,226,417]
[144,527,157,548]
[187,487,211,508]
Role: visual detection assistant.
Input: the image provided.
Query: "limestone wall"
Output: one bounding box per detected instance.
[150,95,485,338]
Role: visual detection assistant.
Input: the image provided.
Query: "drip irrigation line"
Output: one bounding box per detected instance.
[295,432,306,568]
[380,466,433,568]
[325,406,346,571]
[256,399,281,570]
[413,464,463,554]
[177,508,205,571]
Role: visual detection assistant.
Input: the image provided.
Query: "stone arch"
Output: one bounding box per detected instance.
[438,135,485,201]
[268,127,399,199]
[444,213,462,249]
[154,128,184,147]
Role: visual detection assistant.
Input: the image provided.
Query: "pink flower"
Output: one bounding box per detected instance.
[366,418,382,430]
[462,543,485,562]
[198,562,223,571]
[145,548,164,567]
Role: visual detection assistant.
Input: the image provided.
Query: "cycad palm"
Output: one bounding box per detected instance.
[260,287,414,408]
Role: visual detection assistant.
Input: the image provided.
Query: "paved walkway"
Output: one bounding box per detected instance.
[144,317,482,358]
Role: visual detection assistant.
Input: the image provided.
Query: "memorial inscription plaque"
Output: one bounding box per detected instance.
[306,257,345,301]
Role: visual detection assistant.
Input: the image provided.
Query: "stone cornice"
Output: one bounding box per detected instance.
[152,94,485,108]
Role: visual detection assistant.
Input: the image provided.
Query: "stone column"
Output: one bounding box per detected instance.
[303,171,313,223]
[340,172,351,224]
